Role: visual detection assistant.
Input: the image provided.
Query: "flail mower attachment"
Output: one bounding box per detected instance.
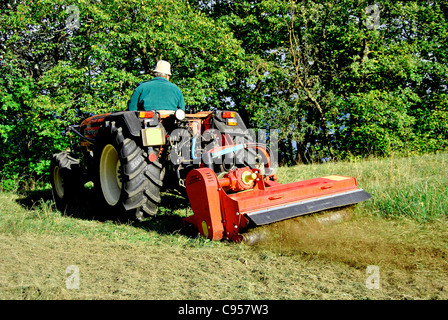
[183,167,371,241]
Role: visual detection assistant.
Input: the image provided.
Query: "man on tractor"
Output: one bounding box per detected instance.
[127,60,185,112]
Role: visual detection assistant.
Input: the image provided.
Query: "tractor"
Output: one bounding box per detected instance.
[50,109,371,241]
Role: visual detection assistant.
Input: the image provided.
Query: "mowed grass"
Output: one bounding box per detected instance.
[0,152,447,300]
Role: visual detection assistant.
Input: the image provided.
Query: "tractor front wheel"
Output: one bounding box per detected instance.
[49,151,81,211]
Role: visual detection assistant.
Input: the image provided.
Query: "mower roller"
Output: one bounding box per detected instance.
[50,108,371,241]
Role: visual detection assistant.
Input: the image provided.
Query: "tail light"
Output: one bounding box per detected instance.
[139,111,154,118]
[222,111,235,118]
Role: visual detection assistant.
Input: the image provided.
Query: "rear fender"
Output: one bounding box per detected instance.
[80,111,162,143]
[104,111,161,138]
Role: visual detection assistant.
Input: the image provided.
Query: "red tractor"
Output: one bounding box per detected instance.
[50,109,371,241]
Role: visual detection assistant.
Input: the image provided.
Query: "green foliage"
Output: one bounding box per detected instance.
[1,0,448,188]
[193,0,448,163]
[0,0,245,188]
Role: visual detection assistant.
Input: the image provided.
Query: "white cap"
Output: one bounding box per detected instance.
[153,60,172,76]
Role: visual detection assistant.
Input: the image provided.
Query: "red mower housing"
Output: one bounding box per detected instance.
[183,167,371,241]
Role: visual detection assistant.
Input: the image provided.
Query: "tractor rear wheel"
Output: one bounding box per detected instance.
[94,121,162,221]
[50,151,81,211]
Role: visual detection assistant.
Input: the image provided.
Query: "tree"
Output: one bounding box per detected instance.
[193,0,448,163]
[0,0,246,188]
[1,0,448,189]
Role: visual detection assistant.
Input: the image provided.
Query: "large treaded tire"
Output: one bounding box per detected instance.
[94,121,162,221]
[50,151,82,211]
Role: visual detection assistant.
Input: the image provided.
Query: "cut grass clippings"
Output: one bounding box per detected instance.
[1,152,447,300]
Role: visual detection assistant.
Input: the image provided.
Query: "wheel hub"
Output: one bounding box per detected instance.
[53,165,65,199]
[100,144,122,206]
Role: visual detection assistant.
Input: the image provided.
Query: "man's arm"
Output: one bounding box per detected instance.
[176,87,186,111]
[127,86,141,111]
[178,92,185,111]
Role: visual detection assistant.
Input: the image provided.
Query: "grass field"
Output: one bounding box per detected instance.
[1,152,447,300]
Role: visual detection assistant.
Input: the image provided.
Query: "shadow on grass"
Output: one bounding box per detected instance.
[15,187,193,237]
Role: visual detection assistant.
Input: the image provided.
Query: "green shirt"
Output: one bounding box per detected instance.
[127,77,185,111]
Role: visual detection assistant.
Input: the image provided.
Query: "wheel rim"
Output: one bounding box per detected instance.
[53,165,65,199]
[100,144,122,206]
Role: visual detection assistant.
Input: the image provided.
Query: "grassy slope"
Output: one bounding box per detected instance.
[0,152,447,300]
